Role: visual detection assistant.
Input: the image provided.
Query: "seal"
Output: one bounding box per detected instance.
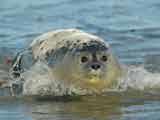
[10,29,123,95]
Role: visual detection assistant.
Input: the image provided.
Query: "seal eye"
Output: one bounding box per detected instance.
[101,55,108,62]
[81,56,88,63]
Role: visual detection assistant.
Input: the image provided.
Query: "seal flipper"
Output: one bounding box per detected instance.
[9,48,35,95]
[11,52,23,78]
[10,48,35,79]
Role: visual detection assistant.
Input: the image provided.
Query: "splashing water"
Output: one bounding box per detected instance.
[1,50,160,96]
[6,61,160,96]
[119,65,160,92]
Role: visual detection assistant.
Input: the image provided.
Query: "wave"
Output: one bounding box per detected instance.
[119,65,160,92]
[1,59,160,96]
[19,62,160,96]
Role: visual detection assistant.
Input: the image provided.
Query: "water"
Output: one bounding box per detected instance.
[1,93,160,120]
[0,0,160,119]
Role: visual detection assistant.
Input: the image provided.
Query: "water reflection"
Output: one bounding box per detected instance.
[0,92,160,120]
[27,95,122,120]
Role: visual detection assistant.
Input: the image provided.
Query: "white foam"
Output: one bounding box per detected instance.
[15,62,160,95]
[119,65,160,91]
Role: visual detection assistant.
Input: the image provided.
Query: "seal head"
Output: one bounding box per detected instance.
[44,30,122,93]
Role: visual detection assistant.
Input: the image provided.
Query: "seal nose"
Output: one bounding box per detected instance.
[91,64,101,70]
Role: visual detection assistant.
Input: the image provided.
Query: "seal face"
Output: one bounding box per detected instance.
[10,29,122,95]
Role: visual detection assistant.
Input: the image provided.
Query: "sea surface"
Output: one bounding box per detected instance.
[0,0,160,120]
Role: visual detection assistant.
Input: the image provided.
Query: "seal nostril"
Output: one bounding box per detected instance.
[91,64,101,70]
